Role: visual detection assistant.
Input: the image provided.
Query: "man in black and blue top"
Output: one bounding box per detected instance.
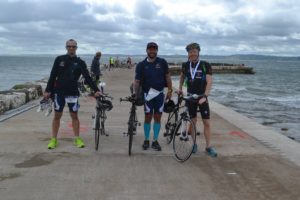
[178,42,217,157]
[134,42,172,151]
[44,39,101,150]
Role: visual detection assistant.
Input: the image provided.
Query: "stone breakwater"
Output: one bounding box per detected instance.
[0,79,48,114]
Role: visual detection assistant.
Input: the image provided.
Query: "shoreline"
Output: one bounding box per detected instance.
[0,78,47,115]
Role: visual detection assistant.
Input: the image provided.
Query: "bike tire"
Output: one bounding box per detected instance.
[165,111,178,144]
[95,114,100,150]
[173,118,196,162]
[128,129,133,156]
[128,113,135,156]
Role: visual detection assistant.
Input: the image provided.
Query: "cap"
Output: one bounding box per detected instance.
[147,42,158,49]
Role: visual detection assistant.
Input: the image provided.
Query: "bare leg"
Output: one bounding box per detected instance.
[153,113,162,123]
[145,113,153,123]
[202,119,211,148]
[70,112,80,137]
[189,117,197,140]
[52,112,63,138]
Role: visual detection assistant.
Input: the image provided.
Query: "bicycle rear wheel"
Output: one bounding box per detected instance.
[173,118,196,162]
[164,111,178,144]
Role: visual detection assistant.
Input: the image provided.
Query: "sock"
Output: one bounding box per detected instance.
[144,123,151,141]
[153,123,161,141]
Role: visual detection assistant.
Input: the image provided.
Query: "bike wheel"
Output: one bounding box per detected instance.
[173,118,196,162]
[100,111,106,136]
[128,113,135,156]
[95,114,100,150]
[164,112,178,144]
[128,127,133,156]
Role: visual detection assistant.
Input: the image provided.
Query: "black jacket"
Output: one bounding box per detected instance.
[46,54,99,96]
[91,56,100,75]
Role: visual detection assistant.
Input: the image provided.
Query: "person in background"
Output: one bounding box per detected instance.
[91,51,102,86]
[109,57,114,71]
[127,56,132,69]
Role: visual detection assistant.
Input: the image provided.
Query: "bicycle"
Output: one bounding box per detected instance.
[163,93,184,144]
[78,75,88,96]
[172,94,204,162]
[93,94,113,151]
[120,96,141,156]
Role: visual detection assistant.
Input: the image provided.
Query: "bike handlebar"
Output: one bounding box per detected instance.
[120,96,135,103]
[96,94,113,100]
[182,94,205,101]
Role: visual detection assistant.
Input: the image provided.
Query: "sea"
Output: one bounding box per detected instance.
[0,54,299,141]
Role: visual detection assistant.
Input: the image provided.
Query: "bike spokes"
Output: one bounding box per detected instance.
[173,118,196,162]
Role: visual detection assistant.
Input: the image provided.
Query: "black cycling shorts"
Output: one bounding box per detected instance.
[186,101,210,119]
[53,94,80,113]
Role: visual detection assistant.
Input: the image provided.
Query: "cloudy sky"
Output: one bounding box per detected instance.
[0,0,300,56]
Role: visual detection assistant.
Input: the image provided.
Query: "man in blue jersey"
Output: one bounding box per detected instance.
[44,39,101,149]
[178,42,217,157]
[134,42,172,151]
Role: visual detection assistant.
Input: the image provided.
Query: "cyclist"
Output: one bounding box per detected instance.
[127,56,132,68]
[178,42,217,157]
[109,57,114,71]
[134,42,172,151]
[44,39,101,149]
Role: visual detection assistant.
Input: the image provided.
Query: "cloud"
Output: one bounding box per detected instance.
[0,0,300,56]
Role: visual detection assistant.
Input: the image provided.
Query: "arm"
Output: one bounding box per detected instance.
[179,72,185,91]
[199,62,212,104]
[44,57,59,98]
[165,73,172,99]
[178,63,186,93]
[164,60,172,99]
[133,80,140,96]
[80,60,99,92]
[204,74,212,97]
[133,63,142,96]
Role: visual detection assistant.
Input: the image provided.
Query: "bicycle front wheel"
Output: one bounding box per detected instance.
[95,115,100,151]
[128,122,134,156]
[173,118,196,162]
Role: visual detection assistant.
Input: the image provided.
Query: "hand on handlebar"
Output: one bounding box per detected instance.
[176,90,183,95]
[131,93,136,99]
[95,91,102,97]
[43,92,51,100]
[198,95,207,105]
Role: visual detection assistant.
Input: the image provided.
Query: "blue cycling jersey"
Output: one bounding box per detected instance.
[135,57,169,93]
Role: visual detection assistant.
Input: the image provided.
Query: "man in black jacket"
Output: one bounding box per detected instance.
[91,51,102,83]
[44,39,101,149]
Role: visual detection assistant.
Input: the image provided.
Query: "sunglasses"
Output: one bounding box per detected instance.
[66,45,77,48]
